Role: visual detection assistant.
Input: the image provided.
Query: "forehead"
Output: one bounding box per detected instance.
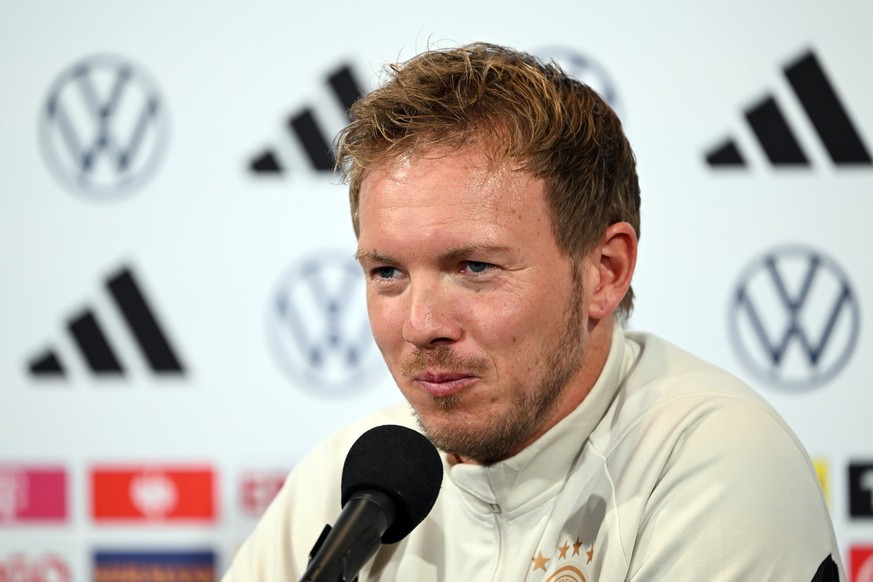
[359,147,543,216]
[356,147,556,256]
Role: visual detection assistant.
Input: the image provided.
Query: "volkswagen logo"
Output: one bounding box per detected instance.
[38,54,169,198]
[728,245,860,390]
[536,46,621,116]
[269,250,385,396]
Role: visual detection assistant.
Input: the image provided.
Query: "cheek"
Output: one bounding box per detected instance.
[469,293,537,342]
[367,298,405,351]
[469,290,569,368]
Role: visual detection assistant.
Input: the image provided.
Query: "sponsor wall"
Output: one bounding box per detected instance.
[1,0,870,579]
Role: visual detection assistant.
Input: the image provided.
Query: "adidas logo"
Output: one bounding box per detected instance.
[249,63,365,175]
[705,50,871,168]
[27,265,185,378]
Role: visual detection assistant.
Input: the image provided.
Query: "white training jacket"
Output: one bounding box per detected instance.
[224,327,845,581]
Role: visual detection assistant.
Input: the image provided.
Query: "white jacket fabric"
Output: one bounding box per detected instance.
[224,328,844,581]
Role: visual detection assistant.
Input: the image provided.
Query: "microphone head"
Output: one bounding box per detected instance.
[341,424,443,544]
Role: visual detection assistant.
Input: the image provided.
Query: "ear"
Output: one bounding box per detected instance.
[586,222,638,320]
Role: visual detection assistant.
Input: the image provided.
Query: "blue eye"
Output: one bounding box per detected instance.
[465,261,491,274]
[373,266,400,279]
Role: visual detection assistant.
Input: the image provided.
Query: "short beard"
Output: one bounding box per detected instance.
[408,273,586,465]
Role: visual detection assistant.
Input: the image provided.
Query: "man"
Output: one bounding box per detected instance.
[225,43,844,581]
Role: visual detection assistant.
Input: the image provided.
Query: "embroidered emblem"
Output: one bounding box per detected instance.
[531,538,594,580]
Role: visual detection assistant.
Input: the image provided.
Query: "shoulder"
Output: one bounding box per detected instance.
[623,330,761,401]
[598,331,809,468]
[602,333,839,579]
[601,331,785,446]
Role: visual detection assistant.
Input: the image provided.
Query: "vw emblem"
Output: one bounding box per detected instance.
[269,250,385,396]
[728,245,860,390]
[536,47,621,115]
[38,54,169,198]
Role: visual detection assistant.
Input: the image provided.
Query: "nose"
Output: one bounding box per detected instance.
[402,277,462,349]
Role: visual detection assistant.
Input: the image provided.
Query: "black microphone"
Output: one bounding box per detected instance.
[300,424,443,582]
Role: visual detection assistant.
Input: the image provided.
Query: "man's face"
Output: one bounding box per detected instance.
[356,146,594,464]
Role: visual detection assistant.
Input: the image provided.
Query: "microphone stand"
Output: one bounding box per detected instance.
[300,491,396,582]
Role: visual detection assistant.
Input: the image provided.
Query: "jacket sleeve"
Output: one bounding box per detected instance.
[625,399,845,581]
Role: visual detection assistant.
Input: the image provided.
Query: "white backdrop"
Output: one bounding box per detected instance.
[1,1,871,579]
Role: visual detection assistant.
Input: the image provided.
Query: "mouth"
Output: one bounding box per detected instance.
[411,371,478,398]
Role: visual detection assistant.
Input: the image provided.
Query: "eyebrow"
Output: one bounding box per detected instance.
[355,244,512,264]
[437,244,512,261]
[355,250,397,264]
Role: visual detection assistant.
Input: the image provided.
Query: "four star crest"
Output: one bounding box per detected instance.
[530,537,595,576]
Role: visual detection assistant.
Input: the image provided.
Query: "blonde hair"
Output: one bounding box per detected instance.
[336,42,640,316]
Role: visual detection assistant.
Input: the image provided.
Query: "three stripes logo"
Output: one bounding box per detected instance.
[249,63,365,175]
[27,265,185,378]
[705,49,872,168]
